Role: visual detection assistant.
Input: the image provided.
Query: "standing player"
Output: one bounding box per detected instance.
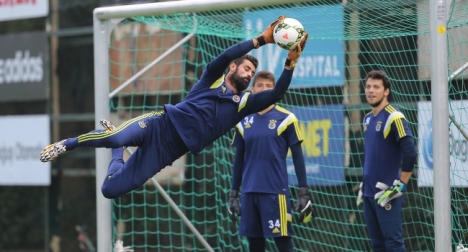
[40,16,309,199]
[228,71,315,252]
[356,70,416,252]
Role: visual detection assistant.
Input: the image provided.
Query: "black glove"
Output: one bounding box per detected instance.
[228,190,241,223]
[294,187,315,224]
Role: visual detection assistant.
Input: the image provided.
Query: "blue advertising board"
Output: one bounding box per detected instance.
[243,5,344,88]
[286,105,345,186]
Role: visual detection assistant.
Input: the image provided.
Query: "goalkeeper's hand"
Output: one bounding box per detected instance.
[294,187,315,224]
[254,16,286,48]
[356,182,363,207]
[374,181,390,203]
[375,180,406,207]
[228,190,241,223]
[285,31,309,68]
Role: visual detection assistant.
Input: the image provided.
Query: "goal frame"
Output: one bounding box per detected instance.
[92,0,452,251]
[93,0,307,251]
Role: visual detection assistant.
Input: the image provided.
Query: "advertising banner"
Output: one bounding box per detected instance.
[0,32,49,102]
[100,0,152,7]
[243,5,344,88]
[418,101,468,187]
[0,0,49,22]
[286,105,345,186]
[0,115,50,186]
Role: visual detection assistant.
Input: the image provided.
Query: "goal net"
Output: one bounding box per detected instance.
[93,0,468,251]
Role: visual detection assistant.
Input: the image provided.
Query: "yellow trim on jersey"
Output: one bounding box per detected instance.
[209,75,224,89]
[383,108,407,139]
[385,105,396,114]
[278,194,289,236]
[275,105,289,114]
[235,122,244,138]
[231,122,244,145]
[238,93,250,112]
[277,113,297,136]
[275,106,304,140]
[77,111,159,143]
[389,116,407,138]
[231,132,236,145]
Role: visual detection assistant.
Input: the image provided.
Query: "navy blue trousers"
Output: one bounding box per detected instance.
[65,111,188,198]
[248,236,294,252]
[363,196,406,252]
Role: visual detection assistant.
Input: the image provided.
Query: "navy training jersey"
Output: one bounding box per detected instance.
[165,40,293,155]
[362,104,413,197]
[165,70,257,154]
[232,106,303,194]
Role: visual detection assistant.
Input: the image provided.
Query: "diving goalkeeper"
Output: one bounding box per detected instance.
[40,16,309,199]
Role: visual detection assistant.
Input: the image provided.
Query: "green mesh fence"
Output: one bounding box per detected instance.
[104,1,468,251]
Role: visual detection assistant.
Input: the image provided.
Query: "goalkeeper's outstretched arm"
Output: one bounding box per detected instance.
[245,31,308,114]
[206,39,256,76]
[206,16,287,77]
[245,67,293,114]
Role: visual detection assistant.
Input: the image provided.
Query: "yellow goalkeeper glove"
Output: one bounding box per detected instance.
[376,180,406,207]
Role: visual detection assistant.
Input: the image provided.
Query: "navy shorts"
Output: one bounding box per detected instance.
[239,192,293,238]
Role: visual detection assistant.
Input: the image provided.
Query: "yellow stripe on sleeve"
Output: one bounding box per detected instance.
[383,111,406,139]
[277,113,297,136]
[275,107,303,140]
[231,132,236,146]
[238,93,250,112]
[210,75,224,89]
[231,122,244,145]
[395,118,407,138]
[293,120,304,141]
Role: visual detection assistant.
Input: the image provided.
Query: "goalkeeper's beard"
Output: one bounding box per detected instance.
[229,68,249,92]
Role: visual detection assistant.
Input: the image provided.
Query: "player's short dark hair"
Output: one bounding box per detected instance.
[231,54,258,69]
[252,70,275,87]
[365,70,391,90]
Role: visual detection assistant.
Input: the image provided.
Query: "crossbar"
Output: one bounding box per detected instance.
[94,0,306,20]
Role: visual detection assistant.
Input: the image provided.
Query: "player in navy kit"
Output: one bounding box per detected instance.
[228,71,315,252]
[39,16,309,199]
[356,70,416,252]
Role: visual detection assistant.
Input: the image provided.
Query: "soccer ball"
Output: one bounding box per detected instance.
[273,18,305,50]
